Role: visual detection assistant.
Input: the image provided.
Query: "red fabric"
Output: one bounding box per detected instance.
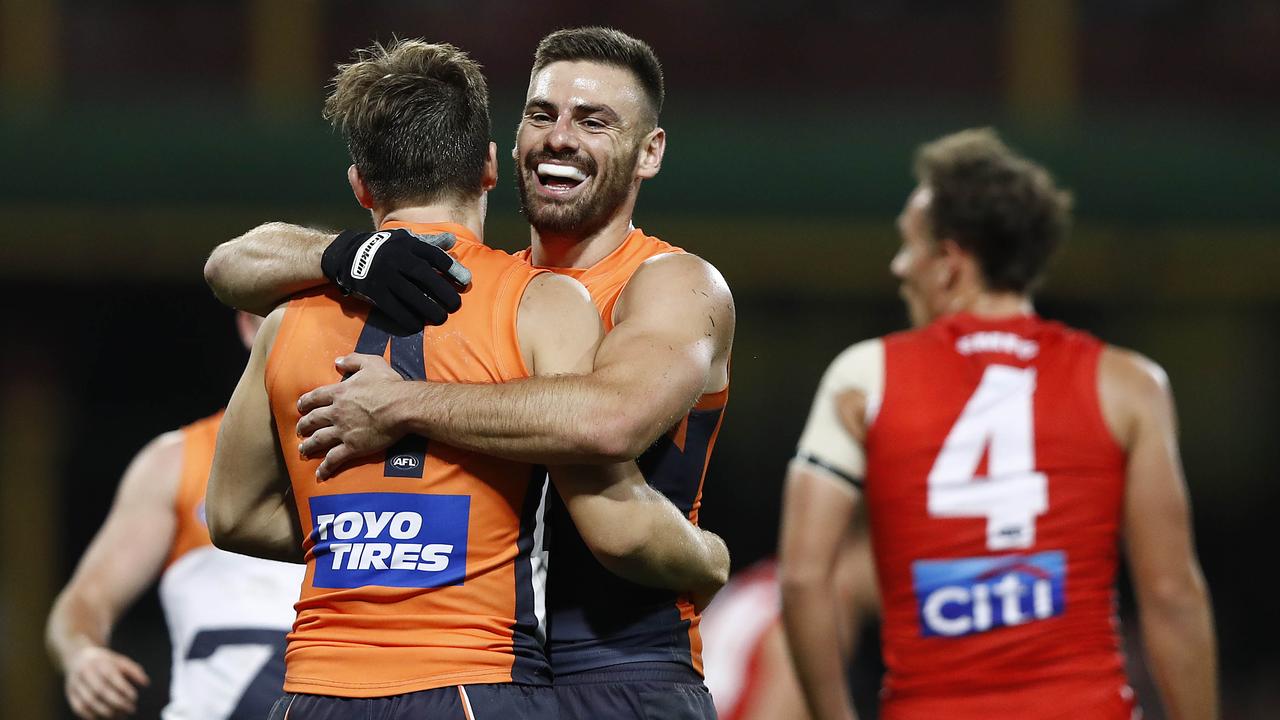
[866,313,1133,719]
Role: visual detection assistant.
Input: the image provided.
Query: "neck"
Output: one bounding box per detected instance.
[529,194,638,269]
[372,197,486,244]
[946,289,1035,319]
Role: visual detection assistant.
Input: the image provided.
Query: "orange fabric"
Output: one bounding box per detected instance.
[517,227,682,331]
[268,222,550,697]
[523,228,727,675]
[165,411,225,569]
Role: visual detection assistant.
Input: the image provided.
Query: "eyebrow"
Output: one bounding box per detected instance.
[523,97,622,124]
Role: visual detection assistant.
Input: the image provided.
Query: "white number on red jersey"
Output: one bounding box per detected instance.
[927,365,1047,550]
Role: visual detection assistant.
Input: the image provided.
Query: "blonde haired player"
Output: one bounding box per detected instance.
[46,312,304,719]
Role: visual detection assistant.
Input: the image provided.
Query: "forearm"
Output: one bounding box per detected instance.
[555,465,728,592]
[207,492,302,563]
[1139,588,1219,720]
[204,222,335,315]
[396,376,649,465]
[46,591,112,672]
[599,510,728,595]
[781,578,858,720]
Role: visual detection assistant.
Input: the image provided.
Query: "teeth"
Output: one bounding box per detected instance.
[537,163,587,182]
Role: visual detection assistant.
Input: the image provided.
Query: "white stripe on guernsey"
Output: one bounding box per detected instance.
[457,685,476,720]
[529,474,550,645]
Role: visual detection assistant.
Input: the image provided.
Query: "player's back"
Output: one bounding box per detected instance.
[266,222,552,697]
[521,228,728,677]
[866,312,1134,719]
[160,411,303,720]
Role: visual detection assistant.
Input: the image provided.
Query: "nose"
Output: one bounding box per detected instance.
[890,248,910,280]
[545,113,580,153]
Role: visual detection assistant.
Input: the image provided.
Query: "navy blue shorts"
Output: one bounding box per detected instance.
[554,662,717,720]
[266,683,556,720]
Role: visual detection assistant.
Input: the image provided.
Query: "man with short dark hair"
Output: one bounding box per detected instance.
[204,26,733,720]
[779,128,1219,720]
[205,38,729,720]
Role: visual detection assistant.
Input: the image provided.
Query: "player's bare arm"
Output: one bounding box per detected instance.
[1100,347,1219,720]
[296,252,734,471]
[520,272,730,602]
[205,224,470,332]
[46,432,181,718]
[779,466,860,720]
[779,339,883,720]
[205,223,334,316]
[206,309,304,563]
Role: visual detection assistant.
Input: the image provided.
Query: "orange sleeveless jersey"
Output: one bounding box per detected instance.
[866,313,1133,719]
[166,411,224,567]
[267,222,553,697]
[519,227,729,676]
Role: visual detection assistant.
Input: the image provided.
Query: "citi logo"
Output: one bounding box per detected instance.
[390,454,419,470]
[350,232,391,279]
[912,551,1065,638]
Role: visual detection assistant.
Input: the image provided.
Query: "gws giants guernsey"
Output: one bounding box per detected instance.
[519,227,729,676]
[159,411,304,720]
[267,222,552,697]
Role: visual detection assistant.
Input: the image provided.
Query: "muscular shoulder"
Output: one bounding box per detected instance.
[824,339,885,390]
[1098,345,1174,449]
[519,272,597,327]
[818,338,885,442]
[116,428,187,509]
[518,273,602,375]
[629,252,732,302]
[615,252,735,339]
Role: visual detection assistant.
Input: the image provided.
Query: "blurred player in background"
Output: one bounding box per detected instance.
[779,128,1218,720]
[206,38,727,720]
[203,26,734,720]
[701,526,878,720]
[46,312,303,720]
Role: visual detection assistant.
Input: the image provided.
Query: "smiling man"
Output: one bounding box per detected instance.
[203,27,733,720]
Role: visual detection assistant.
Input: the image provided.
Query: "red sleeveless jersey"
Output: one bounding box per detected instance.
[267,222,553,697]
[865,313,1135,719]
[519,228,728,676]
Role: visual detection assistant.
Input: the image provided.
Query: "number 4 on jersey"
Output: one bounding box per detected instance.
[927,365,1047,550]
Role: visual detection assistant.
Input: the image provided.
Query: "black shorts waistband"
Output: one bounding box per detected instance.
[554,661,702,686]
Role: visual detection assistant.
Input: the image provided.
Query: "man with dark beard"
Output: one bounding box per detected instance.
[204,27,733,720]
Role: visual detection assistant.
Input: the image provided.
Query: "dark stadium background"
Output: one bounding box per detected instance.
[1,1,1276,717]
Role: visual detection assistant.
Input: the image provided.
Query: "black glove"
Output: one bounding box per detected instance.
[321,229,473,333]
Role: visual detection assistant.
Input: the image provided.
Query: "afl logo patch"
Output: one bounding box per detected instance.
[350,231,391,279]
[390,454,419,470]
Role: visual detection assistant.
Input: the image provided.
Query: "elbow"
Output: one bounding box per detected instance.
[1140,570,1212,623]
[203,245,231,302]
[205,500,250,555]
[576,412,653,464]
[779,559,831,602]
[587,526,652,571]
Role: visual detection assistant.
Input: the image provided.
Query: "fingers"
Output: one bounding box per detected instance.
[334,353,372,375]
[296,407,333,439]
[297,385,337,416]
[299,426,342,460]
[116,656,150,688]
[317,443,361,481]
[369,293,421,337]
[69,665,136,719]
[410,231,456,251]
[408,240,473,289]
[402,262,463,315]
[391,277,448,326]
